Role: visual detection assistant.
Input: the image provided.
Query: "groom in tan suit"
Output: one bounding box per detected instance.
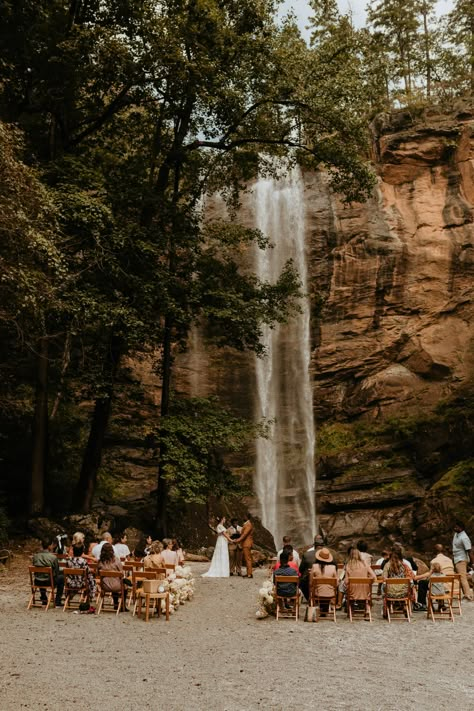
[236,513,254,578]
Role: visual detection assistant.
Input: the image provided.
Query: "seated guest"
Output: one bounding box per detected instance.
[32,538,64,607]
[144,535,153,556]
[375,548,391,571]
[310,547,338,613]
[133,539,147,560]
[382,549,414,616]
[431,544,455,576]
[273,551,298,602]
[92,532,113,560]
[97,542,126,610]
[414,562,448,610]
[299,534,325,601]
[276,536,301,567]
[343,548,376,601]
[83,537,97,564]
[274,545,299,573]
[392,542,417,573]
[113,532,131,560]
[172,538,185,566]
[356,540,372,567]
[144,541,166,572]
[161,538,179,567]
[66,544,96,609]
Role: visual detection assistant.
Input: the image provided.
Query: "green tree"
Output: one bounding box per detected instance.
[444,0,474,94]
[367,0,421,98]
[0,1,375,529]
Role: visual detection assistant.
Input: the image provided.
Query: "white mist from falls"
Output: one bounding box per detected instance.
[253,166,317,548]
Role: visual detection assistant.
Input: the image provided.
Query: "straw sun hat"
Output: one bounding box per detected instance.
[315,547,333,563]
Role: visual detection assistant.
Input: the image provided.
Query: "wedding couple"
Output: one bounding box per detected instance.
[202,514,254,578]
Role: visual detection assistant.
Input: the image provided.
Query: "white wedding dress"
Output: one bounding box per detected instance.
[202,524,230,577]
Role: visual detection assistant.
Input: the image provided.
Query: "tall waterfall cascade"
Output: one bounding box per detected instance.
[253,166,317,548]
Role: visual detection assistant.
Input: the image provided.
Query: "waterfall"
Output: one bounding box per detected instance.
[253,165,317,548]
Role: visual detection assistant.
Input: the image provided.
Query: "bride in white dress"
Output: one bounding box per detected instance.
[202,516,231,577]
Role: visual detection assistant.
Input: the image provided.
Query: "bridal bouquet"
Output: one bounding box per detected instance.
[255,578,276,619]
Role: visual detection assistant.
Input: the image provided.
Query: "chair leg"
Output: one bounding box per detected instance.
[97,593,104,615]
[165,594,170,622]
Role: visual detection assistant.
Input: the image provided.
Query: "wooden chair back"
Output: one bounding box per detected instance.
[97,570,124,615]
[164,563,176,574]
[427,576,455,622]
[448,573,462,616]
[382,577,412,622]
[123,560,143,576]
[63,567,88,611]
[309,576,338,622]
[132,570,163,602]
[346,577,373,622]
[28,566,55,611]
[274,575,300,621]
[55,553,69,570]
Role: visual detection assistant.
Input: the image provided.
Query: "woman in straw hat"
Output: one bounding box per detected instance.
[310,547,338,614]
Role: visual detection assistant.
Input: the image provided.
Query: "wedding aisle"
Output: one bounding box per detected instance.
[1,555,474,710]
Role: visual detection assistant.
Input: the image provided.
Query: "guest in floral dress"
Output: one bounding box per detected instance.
[66,544,96,608]
[382,549,414,616]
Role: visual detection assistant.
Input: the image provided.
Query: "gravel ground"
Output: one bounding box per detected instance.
[1,552,473,711]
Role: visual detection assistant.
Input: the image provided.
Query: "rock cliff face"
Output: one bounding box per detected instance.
[308,105,474,551]
[309,105,474,421]
[108,107,474,553]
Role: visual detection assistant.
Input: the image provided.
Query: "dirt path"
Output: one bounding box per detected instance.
[1,554,473,710]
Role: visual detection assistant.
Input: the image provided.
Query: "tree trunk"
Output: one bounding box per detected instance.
[155,313,173,537]
[75,336,121,513]
[30,336,49,515]
[422,4,431,100]
[75,396,113,513]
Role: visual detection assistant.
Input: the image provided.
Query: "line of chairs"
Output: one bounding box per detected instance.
[28,557,177,622]
[274,573,463,623]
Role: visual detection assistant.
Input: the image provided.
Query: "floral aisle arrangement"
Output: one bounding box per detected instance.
[156,565,195,614]
[255,578,276,619]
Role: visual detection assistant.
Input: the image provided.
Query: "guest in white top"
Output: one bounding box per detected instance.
[91,532,113,560]
[356,540,373,567]
[113,533,131,560]
[277,536,300,567]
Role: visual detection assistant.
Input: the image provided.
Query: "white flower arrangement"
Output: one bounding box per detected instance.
[255,578,276,619]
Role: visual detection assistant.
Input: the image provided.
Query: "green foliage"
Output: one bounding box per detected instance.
[432,459,474,494]
[316,423,357,455]
[154,396,264,504]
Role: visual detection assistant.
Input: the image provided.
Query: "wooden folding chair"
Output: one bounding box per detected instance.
[97,570,124,615]
[63,568,88,611]
[448,574,462,616]
[28,566,55,611]
[383,578,412,622]
[310,577,338,622]
[131,569,165,604]
[346,577,372,622]
[134,587,170,622]
[123,560,144,577]
[55,554,69,571]
[427,576,455,622]
[164,563,176,576]
[274,575,300,621]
